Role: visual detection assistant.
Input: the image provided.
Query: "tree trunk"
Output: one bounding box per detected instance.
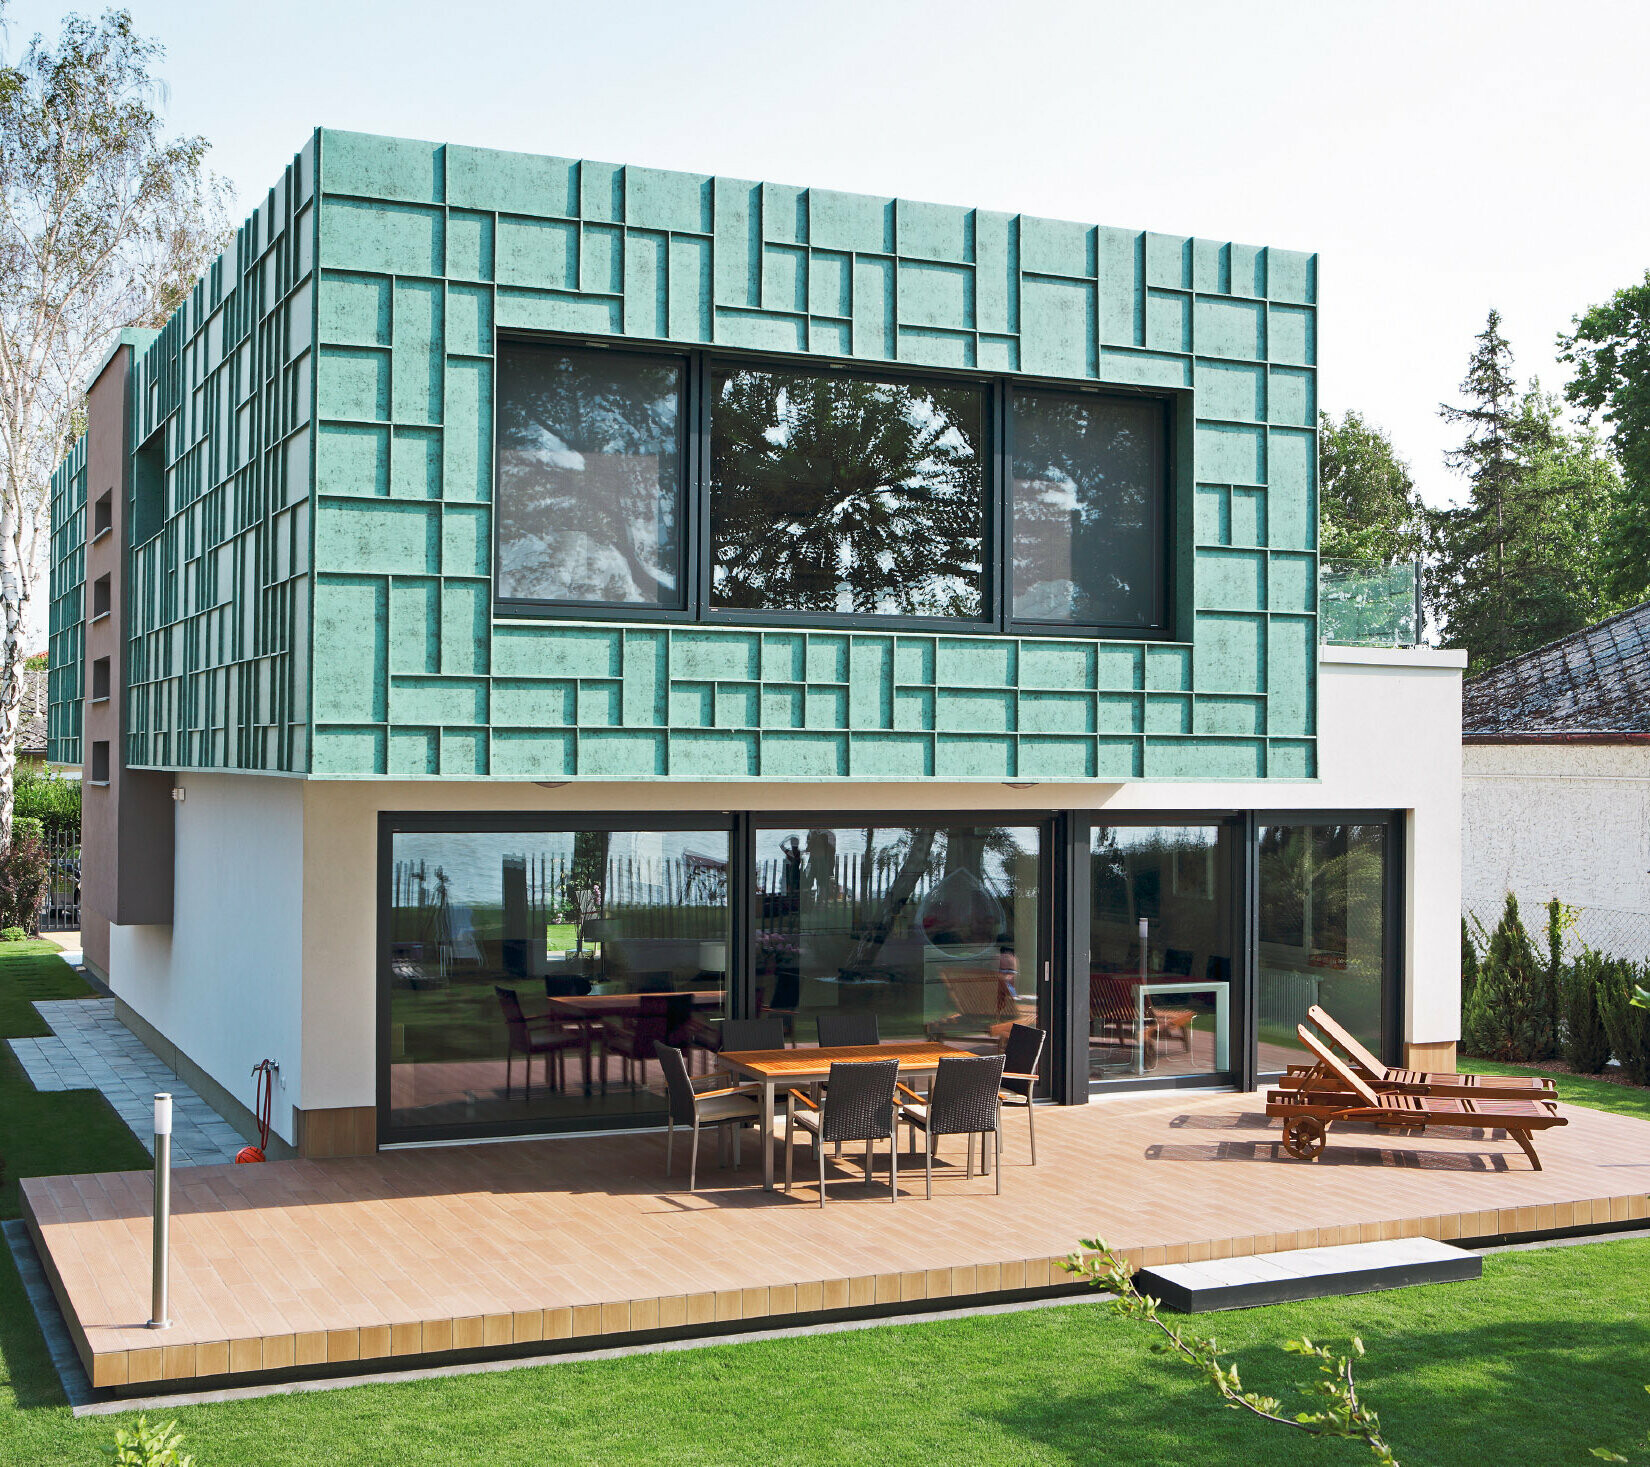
[0,516,31,852]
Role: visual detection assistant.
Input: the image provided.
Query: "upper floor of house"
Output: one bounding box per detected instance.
[48,129,1322,783]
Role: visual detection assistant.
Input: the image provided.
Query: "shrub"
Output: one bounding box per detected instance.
[0,819,51,935]
[15,765,80,836]
[1542,899,1573,1053]
[1462,892,1553,1062]
[1562,949,1615,1073]
[0,926,25,942]
[1599,959,1650,1086]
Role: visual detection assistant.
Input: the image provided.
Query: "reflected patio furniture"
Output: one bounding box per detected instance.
[1266,1027,1567,1168]
[494,986,581,1101]
[925,969,1021,1043]
[654,1041,762,1192]
[785,1057,901,1206]
[897,1053,1005,1198]
[816,1013,880,1047]
[1278,1003,1558,1100]
[1089,973,1159,1069]
[544,989,724,1094]
[996,1022,1047,1165]
[1133,980,1229,1074]
[602,992,697,1092]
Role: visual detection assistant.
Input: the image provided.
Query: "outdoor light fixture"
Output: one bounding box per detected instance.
[149,1092,172,1329]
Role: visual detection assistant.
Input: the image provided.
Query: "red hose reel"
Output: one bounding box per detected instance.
[235,1059,278,1163]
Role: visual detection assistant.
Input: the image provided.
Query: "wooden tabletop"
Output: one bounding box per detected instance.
[719,1041,971,1080]
[544,990,723,1016]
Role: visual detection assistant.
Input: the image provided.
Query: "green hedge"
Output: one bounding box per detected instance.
[14,767,78,836]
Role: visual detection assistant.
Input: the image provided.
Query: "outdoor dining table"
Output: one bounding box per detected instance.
[544,989,725,1092]
[718,1041,975,1190]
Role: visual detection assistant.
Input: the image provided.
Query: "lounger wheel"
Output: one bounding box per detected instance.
[1282,1115,1326,1160]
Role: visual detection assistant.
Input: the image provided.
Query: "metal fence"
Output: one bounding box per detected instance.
[1466,903,1650,966]
[40,825,79,933]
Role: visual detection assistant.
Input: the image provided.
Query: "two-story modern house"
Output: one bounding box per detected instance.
[47,130,1466,1161]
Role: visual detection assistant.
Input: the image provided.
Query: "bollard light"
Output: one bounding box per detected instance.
[149,1092,172,1329]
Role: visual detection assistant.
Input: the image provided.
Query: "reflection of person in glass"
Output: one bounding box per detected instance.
[998,945,1020,1000]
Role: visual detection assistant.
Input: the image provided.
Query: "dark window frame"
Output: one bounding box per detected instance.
[1004,384,1174,637]
[491,334,1177,640]
[491,339,697,623]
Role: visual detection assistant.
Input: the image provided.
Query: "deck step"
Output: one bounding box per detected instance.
[1135,1237,1480,1312]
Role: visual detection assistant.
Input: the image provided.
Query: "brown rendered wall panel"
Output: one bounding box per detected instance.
[80,345,173,938]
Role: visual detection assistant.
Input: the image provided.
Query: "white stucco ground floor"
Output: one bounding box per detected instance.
[90,645,1466,1156]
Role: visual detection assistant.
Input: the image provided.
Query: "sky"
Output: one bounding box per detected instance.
[10,0,1650,515]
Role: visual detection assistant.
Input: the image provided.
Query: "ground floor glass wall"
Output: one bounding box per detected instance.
[379,809,1399,1140]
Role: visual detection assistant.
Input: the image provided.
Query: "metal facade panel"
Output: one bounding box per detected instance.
[47,435,88,764]
[46,130,1322,780]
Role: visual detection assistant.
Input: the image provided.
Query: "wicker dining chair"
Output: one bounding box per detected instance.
[494,986,581,1100]
[654,1041,762,1192]
[897,1054,1006,1198]
[717,1016,789,1053]
[997,1022,1047,1165]
[784,1058,900,1206]
[815,1013,880,1047]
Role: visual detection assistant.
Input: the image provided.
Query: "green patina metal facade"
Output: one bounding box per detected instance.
[49,129,1320,781]
[47,434,87,765]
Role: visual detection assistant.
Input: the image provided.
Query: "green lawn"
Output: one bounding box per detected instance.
[1462,1055,1650,1123]
[2,944,1647,1465]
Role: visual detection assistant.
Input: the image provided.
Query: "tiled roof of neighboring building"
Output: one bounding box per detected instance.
[1461,600,1650,739]
[19,665,47,756]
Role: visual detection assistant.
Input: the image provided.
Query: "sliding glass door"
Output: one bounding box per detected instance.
[1087,822,1240,1085]
[752,821,1046,1055]
[1257,819,1395,1075]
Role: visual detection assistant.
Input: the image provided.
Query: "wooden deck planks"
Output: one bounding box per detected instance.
[20,1090,1650,1390]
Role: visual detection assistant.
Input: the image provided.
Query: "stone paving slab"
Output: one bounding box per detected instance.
[8,998,245,1166]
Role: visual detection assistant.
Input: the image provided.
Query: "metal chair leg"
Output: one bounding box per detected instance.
[1027,1096,1037,1166]
[666,1118,675,1177]
[505,1050,513,1100]
[925,1133,934,1200]
[966,1133,975,1179]
[981,1129,990,1176]
[818,1130,827,1208]
[995,1126,1002,1194]
[889,1132,898,1203]
[689,1121,701,1192]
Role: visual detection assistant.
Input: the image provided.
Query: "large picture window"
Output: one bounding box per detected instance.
[710,366,988,621]
[495,343,684,608]
[493,339,1172,635]
[1010,390,1167,629]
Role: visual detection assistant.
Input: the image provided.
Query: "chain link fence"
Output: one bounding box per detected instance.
[1466,902,1650,966]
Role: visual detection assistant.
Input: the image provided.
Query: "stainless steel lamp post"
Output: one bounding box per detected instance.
[149,1092,172,1330]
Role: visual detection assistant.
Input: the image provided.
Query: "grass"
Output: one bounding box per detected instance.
[1,944,1647,1464]
[1462,1056,1650,1123]
[0,943,152,1219]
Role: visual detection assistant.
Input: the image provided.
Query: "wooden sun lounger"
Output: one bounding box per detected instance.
[1277,1004,1556,1100]
[1266,1027,1566,1169]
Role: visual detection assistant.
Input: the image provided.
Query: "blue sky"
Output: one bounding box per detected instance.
[10,0,1650,509]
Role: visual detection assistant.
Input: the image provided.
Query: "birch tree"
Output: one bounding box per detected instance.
[0,4,229,843]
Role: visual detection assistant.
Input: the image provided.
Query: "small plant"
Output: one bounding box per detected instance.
[106,1415,195,1466]
[0,926,26,942]
[1544,899,1575,1047]
[1564,950,1616,1073]
[1063,1239,1398,1465]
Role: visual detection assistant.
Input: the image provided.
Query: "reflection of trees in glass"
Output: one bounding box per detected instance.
[1258,826,1384,967]
[710,368,986,617]
[1011,392,1163,625]
[496,346,681,604]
